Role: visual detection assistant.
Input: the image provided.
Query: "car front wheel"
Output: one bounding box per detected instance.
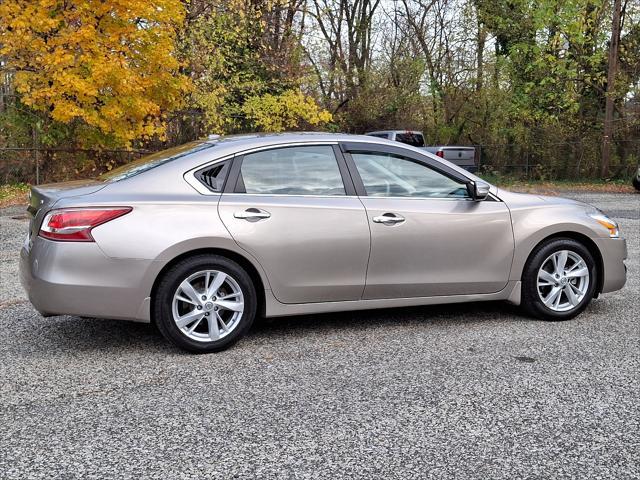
[521,238,597,321]
[154,254,257,353]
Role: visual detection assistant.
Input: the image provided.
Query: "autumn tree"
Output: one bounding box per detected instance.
[0,0,191,147]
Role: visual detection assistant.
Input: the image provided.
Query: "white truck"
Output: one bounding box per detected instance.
[366,130,477,173]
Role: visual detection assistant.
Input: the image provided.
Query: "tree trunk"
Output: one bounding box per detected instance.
[601,0,622,178]
[476,20,486,92]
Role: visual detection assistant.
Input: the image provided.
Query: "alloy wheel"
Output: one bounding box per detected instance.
[171,270,244,342]
[536,250,590,312]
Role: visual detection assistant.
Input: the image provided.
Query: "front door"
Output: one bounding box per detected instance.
[345,148,514,299]
[218,144,370,304]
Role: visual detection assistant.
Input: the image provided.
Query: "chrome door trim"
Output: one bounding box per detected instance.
[218,192,500,201]
[233,141,339,157]
[220,192,360,199]
[359,195,498,202]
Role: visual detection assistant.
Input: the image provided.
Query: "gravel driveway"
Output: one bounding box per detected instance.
[1,192,638,479]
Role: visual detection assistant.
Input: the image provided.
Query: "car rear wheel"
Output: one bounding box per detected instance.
[521,238,597,321]
[154,254,257,353]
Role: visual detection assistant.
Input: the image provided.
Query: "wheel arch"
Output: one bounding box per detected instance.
[521,231,604,296]
[150,247,268,322]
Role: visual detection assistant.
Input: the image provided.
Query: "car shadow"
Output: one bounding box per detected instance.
[18,314,176,355]
[249,301,527,337]
[14,301,528,354]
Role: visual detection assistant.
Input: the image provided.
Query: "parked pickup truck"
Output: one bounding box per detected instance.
[365,130,477,172]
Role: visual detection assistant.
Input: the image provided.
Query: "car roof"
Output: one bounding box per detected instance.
[204,132,382,146]
[191,132,412,157]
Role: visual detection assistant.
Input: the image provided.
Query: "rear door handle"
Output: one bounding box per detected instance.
[372,213,405,225]
[233,208,271,221]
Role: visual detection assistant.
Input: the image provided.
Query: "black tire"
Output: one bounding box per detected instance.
[521,238,598,321]
[154,254,257,353]
[633,177,640,191]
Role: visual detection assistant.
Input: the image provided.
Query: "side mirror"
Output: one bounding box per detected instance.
[467,180,490,201]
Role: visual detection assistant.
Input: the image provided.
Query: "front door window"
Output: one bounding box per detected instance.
[352,152,470,199]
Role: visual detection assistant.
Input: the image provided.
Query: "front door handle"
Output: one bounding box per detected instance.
[372,213,405,225]
[234,208,271,221]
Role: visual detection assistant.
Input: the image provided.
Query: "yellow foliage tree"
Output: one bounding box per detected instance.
[0,0,190,146]
[242,90,333,132]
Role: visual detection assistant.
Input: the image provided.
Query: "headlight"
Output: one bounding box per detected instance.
[588,211,619,238]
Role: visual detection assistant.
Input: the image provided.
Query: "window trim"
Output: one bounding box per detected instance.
[184,155,234,195]
[225,144,357,197]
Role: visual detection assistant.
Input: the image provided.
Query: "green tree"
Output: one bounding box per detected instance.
[180,0,332,133]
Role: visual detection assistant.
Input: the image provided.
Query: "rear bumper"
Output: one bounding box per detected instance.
[594,237,627,293]
[20,237,155,322]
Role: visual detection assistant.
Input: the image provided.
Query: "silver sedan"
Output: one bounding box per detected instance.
[20,134,627,352]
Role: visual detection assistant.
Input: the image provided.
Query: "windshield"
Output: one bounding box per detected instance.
[99,141,215,182]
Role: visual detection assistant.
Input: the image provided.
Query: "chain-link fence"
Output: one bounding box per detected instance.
[476,139,640,179]
[0,147,150,185]
[1,139,639,185]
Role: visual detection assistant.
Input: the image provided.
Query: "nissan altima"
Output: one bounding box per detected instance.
[20,133,627,352]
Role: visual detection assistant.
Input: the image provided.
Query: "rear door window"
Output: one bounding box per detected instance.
[237,146,346,196]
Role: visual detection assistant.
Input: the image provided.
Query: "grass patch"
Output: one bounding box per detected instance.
[0,183,30,208]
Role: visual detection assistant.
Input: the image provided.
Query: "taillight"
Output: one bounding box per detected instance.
[39,207,132,242]
[436,151,444,158]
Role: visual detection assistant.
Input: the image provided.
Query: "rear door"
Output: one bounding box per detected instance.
[218,144,370,304]
[341,143,514,299]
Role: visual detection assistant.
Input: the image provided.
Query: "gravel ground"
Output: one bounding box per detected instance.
[0,192,638,479]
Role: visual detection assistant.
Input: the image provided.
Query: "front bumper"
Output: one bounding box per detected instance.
[20,236,156,322]
[593,237,627,293]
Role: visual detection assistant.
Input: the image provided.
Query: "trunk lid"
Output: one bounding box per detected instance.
[27,180,107,238]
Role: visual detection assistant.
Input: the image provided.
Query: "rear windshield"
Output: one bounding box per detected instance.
[395,133,425,147]
[99,141,215,182]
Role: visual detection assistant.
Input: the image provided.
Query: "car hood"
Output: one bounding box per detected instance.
[496,189,587,209]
